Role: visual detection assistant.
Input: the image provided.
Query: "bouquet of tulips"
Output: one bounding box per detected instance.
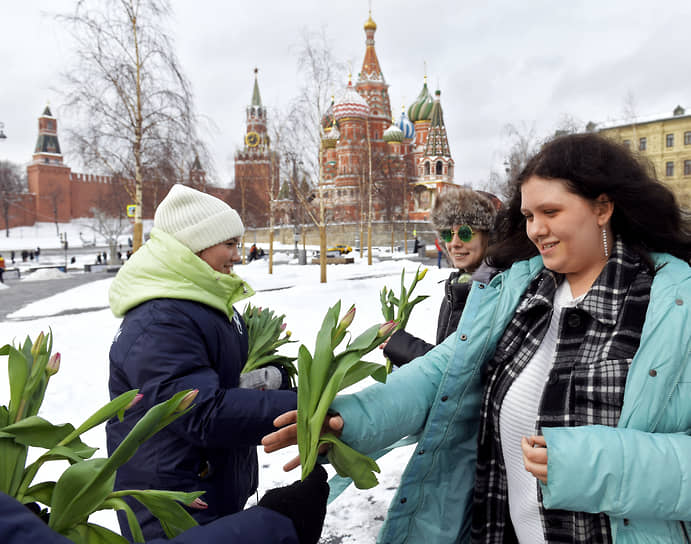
[380,266,429,371]
[1,331,204,543]
[241,303,298,387]
[297,301,396,490]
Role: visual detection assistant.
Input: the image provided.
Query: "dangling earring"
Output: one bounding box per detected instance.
[602,228,609,258]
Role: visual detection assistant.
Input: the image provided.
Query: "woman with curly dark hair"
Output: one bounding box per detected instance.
[265,133,690,543]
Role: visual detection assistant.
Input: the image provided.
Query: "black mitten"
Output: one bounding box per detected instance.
[258,464,329,544]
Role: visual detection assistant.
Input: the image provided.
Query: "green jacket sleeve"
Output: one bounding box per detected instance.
[331,332,457,455]
[541,425,691,521]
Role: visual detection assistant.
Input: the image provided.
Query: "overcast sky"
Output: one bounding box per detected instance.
[3,1,691,188]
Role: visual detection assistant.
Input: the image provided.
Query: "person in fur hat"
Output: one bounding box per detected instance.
[383,186,499,366]
[106,184,300,541]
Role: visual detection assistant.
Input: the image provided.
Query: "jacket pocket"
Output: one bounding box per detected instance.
[571,359,631,426]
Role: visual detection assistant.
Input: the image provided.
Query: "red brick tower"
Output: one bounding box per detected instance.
[232,69,278,227]
[27,105,72,223]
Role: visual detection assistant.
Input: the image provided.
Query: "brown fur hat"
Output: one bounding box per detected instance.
[430,186,497,232]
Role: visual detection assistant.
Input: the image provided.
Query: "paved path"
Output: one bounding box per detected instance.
[0,271,115,321]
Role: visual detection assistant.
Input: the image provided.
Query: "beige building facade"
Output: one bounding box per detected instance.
[597,105,691,209]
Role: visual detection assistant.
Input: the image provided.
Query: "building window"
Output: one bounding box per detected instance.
[639,137,647,151]
[685,160,691,176]
[665,161,674,176]
[685,132,691,145]
[424,162,430,175]
[666,134,674,147]
[436,161,443,175]
[623,139,631,148]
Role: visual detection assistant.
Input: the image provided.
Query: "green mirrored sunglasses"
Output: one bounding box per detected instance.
[440,225,475,243]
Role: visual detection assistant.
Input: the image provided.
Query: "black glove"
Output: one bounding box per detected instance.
[258,464,329,544]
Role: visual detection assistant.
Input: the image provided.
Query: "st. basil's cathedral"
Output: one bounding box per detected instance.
[232,12,457,230]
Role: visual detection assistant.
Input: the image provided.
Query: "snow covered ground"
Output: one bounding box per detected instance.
[0,221,450,542]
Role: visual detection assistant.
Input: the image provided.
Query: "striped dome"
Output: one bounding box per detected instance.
[397,110,415,140]
[383,120,404,143]
[408,80,433,122]
[333,80,369,120]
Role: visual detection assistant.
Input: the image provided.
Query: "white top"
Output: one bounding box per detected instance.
[499,280,583,543]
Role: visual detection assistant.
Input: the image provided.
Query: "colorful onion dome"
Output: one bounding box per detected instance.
[364,13,377,31]
[333,78,369,120]
[383,118,404,143]
[408,79,434,122]
[397,108,415,140]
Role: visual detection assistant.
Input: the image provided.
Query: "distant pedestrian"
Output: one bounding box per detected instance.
[0,254,5,283]
[248,243,258,262]
[35,247,40,263]
[413,237,421,254]
[10,250,15,264]
[434,237,443,268]
[21,250,27,262]
[96,254,102,265]
[128,237,133,248]
[102,251,107,263]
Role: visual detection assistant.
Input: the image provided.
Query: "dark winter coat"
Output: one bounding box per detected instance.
[383,270,472,366]
[0,492,298,544]
[107,298,297,540]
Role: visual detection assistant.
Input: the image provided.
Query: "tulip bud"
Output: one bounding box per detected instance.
[377,320,397,338]
[280,323,287,331]
[417,268,428,281]
[176,389,199,412]
[285,330,292,338]
[125,393,144,411]
[188,497,208,510]
[45,352,61,376]
[337,305,356,331]
[31,332,46,358]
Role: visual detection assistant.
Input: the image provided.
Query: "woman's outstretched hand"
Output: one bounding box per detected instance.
[262,410,344,472]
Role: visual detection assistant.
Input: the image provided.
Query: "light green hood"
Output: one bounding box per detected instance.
[109,227,254,318]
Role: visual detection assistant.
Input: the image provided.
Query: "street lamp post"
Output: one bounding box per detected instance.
[59,232,68,271]
[291,157,302,259]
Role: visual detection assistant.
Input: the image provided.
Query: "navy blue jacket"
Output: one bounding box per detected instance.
[106,298,297,540]
[0,493,298,543]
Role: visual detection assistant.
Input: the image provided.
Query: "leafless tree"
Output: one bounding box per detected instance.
[83,208,130,265]
[0,161,26,237]
[58,0,211,252]
[284,29,346,282]
[46,187,64,236]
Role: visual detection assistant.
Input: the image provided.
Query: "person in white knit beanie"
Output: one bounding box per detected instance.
[106,184,297,541]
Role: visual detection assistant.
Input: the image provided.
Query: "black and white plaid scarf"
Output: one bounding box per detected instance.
[471,239,652,543]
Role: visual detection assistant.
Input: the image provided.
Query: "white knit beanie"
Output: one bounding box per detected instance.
[154,184,244,253]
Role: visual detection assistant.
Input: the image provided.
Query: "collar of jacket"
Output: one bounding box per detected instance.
[108,227,254,319]
[511,238,645,327]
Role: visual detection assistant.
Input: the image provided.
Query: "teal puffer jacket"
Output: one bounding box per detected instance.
[332,253,690,544]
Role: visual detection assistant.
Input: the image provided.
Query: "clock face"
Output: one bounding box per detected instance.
[245,131,260,148]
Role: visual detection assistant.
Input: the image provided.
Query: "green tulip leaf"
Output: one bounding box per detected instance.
[100,497,145,543]
[63,522,129,544]
[323,434,380,490]
[24,480,55,505]
[127,489,201,539]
